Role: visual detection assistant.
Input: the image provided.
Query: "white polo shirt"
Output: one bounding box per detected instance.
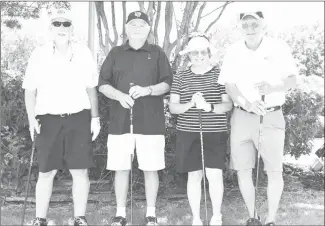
[22,42,98,116]
[218,37,298,108]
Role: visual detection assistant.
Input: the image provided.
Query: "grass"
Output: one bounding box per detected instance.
[1,173,324,225]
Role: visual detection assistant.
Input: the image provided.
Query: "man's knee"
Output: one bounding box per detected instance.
[69,169,88,179]
[38,170,58,180]
[266,171,283,183]
[188,170,203,183]
[206,168,223,182]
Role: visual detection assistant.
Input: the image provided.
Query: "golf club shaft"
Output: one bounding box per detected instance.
[253,95,265,219]
[21,134,36,226]
[129,83,134,225]
[130,107,133,225]
[199,109,208,225]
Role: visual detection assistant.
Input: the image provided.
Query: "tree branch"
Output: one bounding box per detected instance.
[201,1,234,19]
[204,1,232,33]
[163,2,173,50]
[111,2,119,46]
[147,1,155,24]
[153,2,161,45]
[122,1,127,43]
[138,1,145,12]
[95,2,114,54]
[193,2,206,32]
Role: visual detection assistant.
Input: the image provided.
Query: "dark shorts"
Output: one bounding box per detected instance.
[35,109,95,173]
[175,130,228,173]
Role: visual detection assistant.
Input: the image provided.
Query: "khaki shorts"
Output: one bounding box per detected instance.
[106,134,165,171]
[230,108,285,172]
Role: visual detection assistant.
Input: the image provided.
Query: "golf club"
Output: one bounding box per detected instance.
[129,83,135,225]
[198,109,208,225]
[252,95,265,226]
[21,133,37,226]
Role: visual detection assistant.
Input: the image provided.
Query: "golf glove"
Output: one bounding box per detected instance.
[28,118,40,141]
[91,117,101,141]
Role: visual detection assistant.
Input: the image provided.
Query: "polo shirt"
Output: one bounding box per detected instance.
[22,42,99,116]
[218,37,298,108]
[98,41,173,135]
[170,66,228,132]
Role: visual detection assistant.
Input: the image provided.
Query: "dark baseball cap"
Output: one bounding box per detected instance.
[126,11,150,25]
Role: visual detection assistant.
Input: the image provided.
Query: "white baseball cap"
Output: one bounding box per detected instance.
[179,36,217,55]
[50,8,73,22]
[239,11,264,21]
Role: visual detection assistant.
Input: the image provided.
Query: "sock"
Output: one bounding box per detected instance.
[116,207,126,217]
[146,206,156,217]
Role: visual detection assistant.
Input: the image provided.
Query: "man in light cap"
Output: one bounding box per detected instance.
[23,7,100,226]
[98,11,173,226]
[218,11,298,226]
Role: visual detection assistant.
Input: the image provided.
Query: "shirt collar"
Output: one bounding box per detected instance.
[123,40,151,52]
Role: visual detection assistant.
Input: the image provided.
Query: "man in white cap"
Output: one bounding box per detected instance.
[218,11,298,226]
[98,11,172,226]
[23,8,100,226]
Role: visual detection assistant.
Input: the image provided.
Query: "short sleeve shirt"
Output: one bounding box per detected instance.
[22,42,99,115]
[170,66,228,132]
[98,41,173,135]
[218,37,298,108]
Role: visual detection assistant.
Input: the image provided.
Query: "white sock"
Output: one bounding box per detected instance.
[116,207,126,217]
[146,206,156,217]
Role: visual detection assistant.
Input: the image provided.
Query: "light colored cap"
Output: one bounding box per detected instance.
[240,11,264,20]
[179,36,217,55]
[50,8,73,22]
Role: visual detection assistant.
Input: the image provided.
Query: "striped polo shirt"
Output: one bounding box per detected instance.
[170,66,228,132]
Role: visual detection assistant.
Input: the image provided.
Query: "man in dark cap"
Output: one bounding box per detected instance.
[98,11,173,226]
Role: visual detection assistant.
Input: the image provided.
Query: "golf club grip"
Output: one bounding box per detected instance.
[260,95,265,124]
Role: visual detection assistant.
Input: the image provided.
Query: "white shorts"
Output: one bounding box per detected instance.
[106,134,165,171]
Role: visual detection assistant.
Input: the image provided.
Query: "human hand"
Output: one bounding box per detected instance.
[245,100,266,116]
[91,117,101,141]
[117,92,135,109]
[28,117,41,141]
[129,85,151,99]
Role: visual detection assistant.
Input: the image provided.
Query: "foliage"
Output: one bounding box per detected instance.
[0,1,70,29]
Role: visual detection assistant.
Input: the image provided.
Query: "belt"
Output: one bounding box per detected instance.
[237,106,281,113]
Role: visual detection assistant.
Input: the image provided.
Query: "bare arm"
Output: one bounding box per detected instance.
[225,83,250,109]
[98,84,124,101]
[211,94,233,114]
[169,93,195,115]
[25,90,37,121]
[271,74,298,92]
[86,87,99,117]
[147,82,170,96]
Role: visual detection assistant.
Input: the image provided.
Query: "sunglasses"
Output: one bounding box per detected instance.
[241,22,260,30]
[52,21,72,27]
[239,11,264,20]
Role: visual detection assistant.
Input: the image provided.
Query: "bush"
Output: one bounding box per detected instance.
[283,88,324,159]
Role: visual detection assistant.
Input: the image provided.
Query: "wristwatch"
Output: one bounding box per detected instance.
[147,86,153,95]
[210,104,215,112]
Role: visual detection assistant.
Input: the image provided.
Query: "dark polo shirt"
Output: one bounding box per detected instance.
[99,41,173,135]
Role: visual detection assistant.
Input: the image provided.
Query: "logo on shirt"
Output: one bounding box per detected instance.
[148,53,151,59]
[134,11,141,17]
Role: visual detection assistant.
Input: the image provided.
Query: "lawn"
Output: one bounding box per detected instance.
[1,169,324,225]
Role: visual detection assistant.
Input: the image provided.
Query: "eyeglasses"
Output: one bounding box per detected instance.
[52,21,72,27]
[190,50,209,57]
[241,22,260,30]
[239,11,264,20]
